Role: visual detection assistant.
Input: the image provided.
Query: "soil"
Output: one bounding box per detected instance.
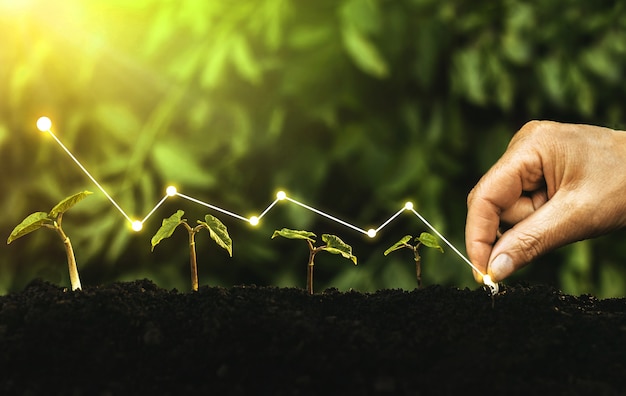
[0,279,625,395]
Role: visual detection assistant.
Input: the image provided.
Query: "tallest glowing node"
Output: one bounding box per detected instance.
[36,117,52,132]
[166,186,177,196]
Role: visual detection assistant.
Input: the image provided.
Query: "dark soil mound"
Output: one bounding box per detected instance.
[0,279,625,395]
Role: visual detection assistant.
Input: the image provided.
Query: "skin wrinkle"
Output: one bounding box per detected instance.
[500,189,580,251]
[509,228,543,264]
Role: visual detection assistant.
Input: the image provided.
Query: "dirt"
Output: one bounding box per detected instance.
[0,279,624,395]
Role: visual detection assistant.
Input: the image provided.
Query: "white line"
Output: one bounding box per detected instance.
[141,194,169,223]
[375,207,406,233]
[257,198,280,220]
[42,120,493,288]
[175,192,250,222]
[285,197,368,235]
[409,207,484,276]
[47,129,132,224]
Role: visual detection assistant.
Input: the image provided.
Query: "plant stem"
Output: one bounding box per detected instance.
[189,229,198,291]
[54,224,81,291]
[184,223,200,292]
[306,240,316,295]
[413,248,422,289]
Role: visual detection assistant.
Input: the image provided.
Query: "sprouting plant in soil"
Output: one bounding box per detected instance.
[151,210,232,291]
[384,232,443,288]
[7,190,93,291]
[271,228,357,295]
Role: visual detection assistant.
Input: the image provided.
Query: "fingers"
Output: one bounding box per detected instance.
[499,190,549,225]
[487,191,585,281]
[465,141,543,279]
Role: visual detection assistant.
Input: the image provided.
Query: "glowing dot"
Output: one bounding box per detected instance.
[166,186,177,196]
[131,221,143,232]
[276,191,286,200]
[482,275,499,294]
[367,229,377,238]
[404,202,414,210]
[249,216,259,226]
[36,117,52,132]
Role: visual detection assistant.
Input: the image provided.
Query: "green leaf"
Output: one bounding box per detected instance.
[231,35,262,85]
[7,212,50,244]
[271,228,316,242]
[454,48,486,105]
[383,235,413,256]
[151,210,185,251]
[416,232,444,253]
[341,25,388,78]
[198,214,233,257]
[200,35,231,89]
[152,140,217,188]
[340,0,382,35]
[49,191,93,218]
[321,234,357,265]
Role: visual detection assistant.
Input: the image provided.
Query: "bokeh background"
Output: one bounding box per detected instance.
[2,0,626,296]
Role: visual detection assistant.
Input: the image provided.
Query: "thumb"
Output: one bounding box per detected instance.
[486,193,585,281]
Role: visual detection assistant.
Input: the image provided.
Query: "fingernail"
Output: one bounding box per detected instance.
[490,254,514,281]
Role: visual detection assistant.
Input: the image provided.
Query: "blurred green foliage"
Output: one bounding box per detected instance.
[2,0,626,296]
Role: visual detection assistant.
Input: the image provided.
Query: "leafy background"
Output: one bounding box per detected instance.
[2,0,626,296]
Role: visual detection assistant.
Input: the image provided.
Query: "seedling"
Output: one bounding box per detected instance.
[7,191,93,291]
[151,210,232,291]
[271,228,357,295]
[384,232,444,288]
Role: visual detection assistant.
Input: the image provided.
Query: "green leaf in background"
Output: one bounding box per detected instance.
[271,228,317,242]
[340,0,381,36]
[321,234,357,265]
[341,25,388,78]
[151,210,185,251]
[151,141,217,189]
[49,191,93,218]
[384,235,413,256]
[200,33,231,89]
[198,214,233,257]
[7,212,50,244]
[416,232,444,253]
[231,35,262,85]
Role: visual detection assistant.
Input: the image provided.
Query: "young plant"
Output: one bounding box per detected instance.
[151,210,232,291]
[7,191,93,291]
[384,232,444,288]
[271,228,357,295]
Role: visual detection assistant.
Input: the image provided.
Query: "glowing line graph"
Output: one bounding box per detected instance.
[37,116,135,225]
[35,117,498,293]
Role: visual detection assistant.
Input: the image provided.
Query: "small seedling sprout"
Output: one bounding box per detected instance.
[151,210,232,291]
[7,191,93,291]
[271,228,357,295]
[384,232,443,288]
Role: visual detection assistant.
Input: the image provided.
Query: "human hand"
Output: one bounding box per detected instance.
[466,120,626,283]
